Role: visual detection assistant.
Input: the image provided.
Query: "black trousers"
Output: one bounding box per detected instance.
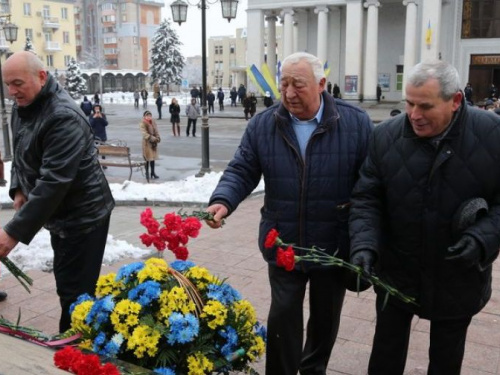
[51,215,111,333]
[187,119,197,136]
[368,294,472,375]
[157,105,162,119]
[266,265,346,375]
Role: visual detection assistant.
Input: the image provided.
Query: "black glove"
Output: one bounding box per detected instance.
[350,250,376,277]
[446,235,482,268]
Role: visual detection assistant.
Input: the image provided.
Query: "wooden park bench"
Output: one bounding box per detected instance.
[95,140,147,182]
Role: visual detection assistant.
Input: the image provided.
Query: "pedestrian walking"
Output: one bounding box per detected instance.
[217,87,225,111]
[230,87,238,107]
[140,110,160,180]
[185,98,200,137]
[207,90,215,114]
[156,94,163,120]
[169,98,181,137]
[133,90,140,108]
[80,96,92,117]
[141,89,148,108]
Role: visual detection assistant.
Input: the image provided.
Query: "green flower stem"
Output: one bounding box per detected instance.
[178,209,226,226]
[1,257,33,293]
[283,242,418,306]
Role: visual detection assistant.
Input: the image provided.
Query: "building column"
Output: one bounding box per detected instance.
[293,21,299,53]
[363,0,380,101]
[265,15,278,83]
[281,8,294,59]
[246,9,265,91]
[344,0,363,100]
[314,6,329,65]
[402,0,418,99]
[420,0,442,61]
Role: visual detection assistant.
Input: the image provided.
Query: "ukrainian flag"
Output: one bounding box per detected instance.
[425,20,432,47]
[260,63,281,99]
[247,64,281,99]
[323,61,331,78]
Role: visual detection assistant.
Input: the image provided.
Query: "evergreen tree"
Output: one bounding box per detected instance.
[24,37,35,52]
[150,19,185,94]
[64,58,87,99]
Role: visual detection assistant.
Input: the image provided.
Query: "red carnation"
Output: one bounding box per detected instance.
[182,217,202,237]
[276,246,295,271]
[54,346,81,371]
[173,246,189,260]
[265,229,282,249]
[101,362,121,375]
[139,208,153,226]
[152,235,167,251]
[140,233,154,247]
[177,231,189,245]
[163,213,182,231]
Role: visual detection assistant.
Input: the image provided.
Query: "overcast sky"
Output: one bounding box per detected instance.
[161,0,249,58]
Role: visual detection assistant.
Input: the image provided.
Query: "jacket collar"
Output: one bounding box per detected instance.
[17,74,57,119]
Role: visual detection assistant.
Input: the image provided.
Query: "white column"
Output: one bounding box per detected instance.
[344,0,363,100]
[314,6,329,65]
[402,0,418,99]
[363,0,380,101]
[293,21,299,53]
[265,15,278,83]
[420,0,442,61]
[246,9,265,91]
[281,8,294,58]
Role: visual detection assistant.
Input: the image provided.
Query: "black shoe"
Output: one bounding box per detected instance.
[186,134,189,137]
[193,134,196,137]
[0,291,7,302]
[151,174,160,179]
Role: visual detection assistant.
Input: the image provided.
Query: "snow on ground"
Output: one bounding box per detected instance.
[0,161,265,273]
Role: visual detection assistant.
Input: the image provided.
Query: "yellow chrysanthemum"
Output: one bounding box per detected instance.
[187,352,214,375]
[201,300,227,329]
[110,299,142,338]
[157,286,196,322]
[126,324,161,359]
[71,300,93,332]
[95,272,123,297]
[234,300,257,329]
[247,336,266,361]
[137,258,169,283]
[185,266,219,290]
[78,339,93,351]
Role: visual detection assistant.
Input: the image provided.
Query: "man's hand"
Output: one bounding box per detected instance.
[205,203,228,229]
[350,250,376,277]
[446,235,482,268]
[0,228,19,259]
[13,189,27,211]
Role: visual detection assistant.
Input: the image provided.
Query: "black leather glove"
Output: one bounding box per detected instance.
[446,235,482,268]
[350,250,376,277]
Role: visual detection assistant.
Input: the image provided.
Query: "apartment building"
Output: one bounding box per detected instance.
[6,0,77,71]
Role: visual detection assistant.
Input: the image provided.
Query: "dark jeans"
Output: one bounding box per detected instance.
[368,295,472,375]
[187,118,197,136]
[157,105,162,119]
[51,215,111,333]
[208,103,214,113]
[267,265,346,375]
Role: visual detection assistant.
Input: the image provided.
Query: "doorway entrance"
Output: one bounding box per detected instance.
[468,55,500,103]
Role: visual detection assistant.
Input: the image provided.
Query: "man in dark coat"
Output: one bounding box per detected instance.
[349,60,500,374]
[0,51,115,333]
[205,52,373,375]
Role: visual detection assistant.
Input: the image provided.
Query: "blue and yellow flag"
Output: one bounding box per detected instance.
[247,64,281,99]
[323,61,331,78]
[260,63,281,99]
[425,20,432,47]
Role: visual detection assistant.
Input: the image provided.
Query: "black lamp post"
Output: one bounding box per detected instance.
[170,0,238,176]
[0,18,18,161]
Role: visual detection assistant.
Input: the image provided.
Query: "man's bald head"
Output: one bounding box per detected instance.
[2,51,48,107]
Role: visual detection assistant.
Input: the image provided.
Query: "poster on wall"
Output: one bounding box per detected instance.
[345,75,358,93]
[378,73,390,91]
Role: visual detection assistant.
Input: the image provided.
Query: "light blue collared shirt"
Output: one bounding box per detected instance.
[290,95,324,159]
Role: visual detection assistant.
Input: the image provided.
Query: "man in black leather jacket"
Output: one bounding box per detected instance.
[0,51,115,332]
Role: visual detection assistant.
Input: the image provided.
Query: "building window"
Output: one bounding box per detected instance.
[46,55,54,67]
[25,28,33,40]
[122,14,127,22]
[396,65,404,92]
[64,55,71,66]
[102,3,115,11]
[23,3,32,16]
[215,45,223,55]
[102,15,116,22]
[61,7,68,20]
[43,5,50,19]
[462,0,500,38]
[230,44,235,54]
[133,36,138,44]
[104,37,117,44]
[63,31,70,44]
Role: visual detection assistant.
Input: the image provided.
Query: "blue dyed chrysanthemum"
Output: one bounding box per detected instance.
[207,283,242,305]
[85,295,115,330]
[115,262,145,283]
[219,326,239,357]
[169,260,195,272]
[69,293,93,315]
[153,367,176,375]
[128,280,161,306]
[167,312,199,345]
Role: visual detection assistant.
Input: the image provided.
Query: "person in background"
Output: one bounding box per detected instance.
[89,104,108,143]
[333,83,341,99]
[376,84,382,102]
[230,86,238,107]
[141,89,148,108]
[263,91,274,108]
[489,83,498,100]
[207,89,215,114]
[217,87,225,111]
[205,52,373,375]
[80,96,92,117]
[464,82,473,105]
[185,98,200,137]
[243,92,258,120]
[133,90,140,108]
[93,92,100,105]
[156,94,163,120]
[349,60,500,374]
[190,86,200,103]
[139,110,160,180]
[238,83,246,104]
[0,51,114,332]
[327,81,332,95]
[169,98,181,137]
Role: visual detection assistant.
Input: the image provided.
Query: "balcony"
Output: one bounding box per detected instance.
[42,17,60,30]
[44,41,61,51]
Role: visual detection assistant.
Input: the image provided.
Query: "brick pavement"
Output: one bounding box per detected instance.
[1,194,500,374]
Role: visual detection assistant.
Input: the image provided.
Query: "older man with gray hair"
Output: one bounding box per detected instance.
[350,59,500,374]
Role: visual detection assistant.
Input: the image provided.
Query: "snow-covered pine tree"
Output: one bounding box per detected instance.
[24,37,35,52]
[64,58,87,99]
[150,19,185,95]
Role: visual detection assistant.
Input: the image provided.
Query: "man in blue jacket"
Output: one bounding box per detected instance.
[205,52,373,375]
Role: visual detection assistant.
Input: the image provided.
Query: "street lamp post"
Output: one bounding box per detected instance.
[170,0,238,176]
[0,17,18,161]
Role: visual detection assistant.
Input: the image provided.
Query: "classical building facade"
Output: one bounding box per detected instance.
[247,0,500,102]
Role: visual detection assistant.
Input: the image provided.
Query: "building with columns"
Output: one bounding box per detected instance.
[247,0,500,103]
